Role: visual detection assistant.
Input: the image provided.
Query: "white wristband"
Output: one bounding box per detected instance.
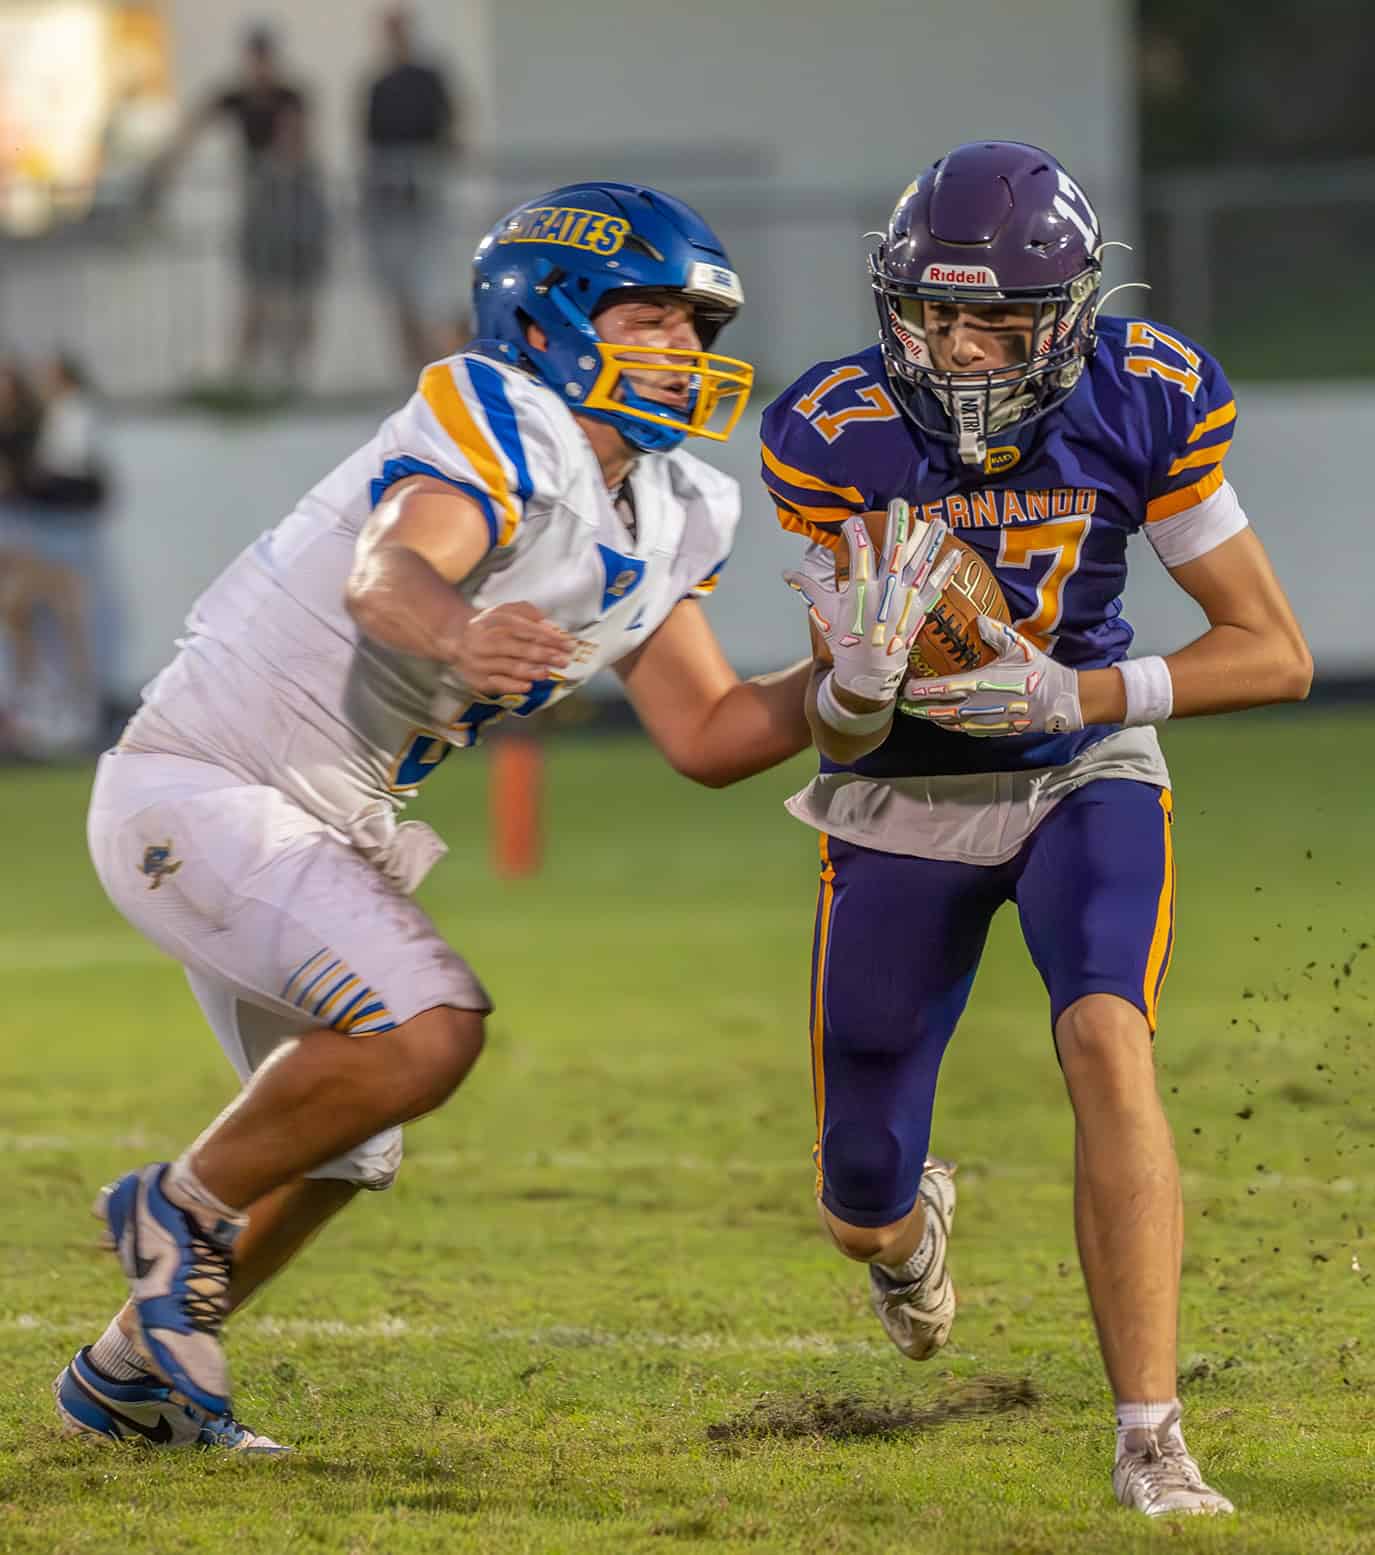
[816,671,895,736]
[1116,655,1174,727]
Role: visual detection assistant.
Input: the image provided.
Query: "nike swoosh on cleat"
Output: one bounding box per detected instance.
[70,1372,176,1444]
[134,1254,157,1280]
[123,1413,175,1445]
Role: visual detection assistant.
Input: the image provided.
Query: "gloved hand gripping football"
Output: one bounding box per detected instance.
[898,617,1084,736]
[783,501,959,704]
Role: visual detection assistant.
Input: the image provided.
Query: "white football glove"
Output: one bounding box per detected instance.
[783,501,959,703]
[898,616,1084,736]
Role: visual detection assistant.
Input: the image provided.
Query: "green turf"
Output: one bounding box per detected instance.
[0,710,1372,1554]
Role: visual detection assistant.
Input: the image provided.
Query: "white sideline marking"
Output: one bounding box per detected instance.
[405,1149,802,1173]
[2,1312,881,1355]
[2,1132,1366,1198]
[0,1131,165,1154]
[254,1319,884,1355]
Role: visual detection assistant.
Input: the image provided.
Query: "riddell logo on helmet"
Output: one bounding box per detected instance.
[922,263,999,286]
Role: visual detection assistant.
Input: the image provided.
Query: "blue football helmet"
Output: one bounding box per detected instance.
[471,182,753,452]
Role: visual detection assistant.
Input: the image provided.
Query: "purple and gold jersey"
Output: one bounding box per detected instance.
[763,314,1245,778]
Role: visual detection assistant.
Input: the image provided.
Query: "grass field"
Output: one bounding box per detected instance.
[0,710,1372,1554]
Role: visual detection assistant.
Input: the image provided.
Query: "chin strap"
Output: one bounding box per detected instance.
[950,390,987,467]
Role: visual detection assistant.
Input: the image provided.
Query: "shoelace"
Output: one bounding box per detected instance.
[873,1267,934,1309]
[182,1225,232,1335]
[1122,1439,1203,1501]
[202,1413,252,1443]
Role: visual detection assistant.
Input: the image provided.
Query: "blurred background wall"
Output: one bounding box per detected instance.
[0,0,1370,718]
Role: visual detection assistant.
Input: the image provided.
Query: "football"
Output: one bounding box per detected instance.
[836,509,1011,679]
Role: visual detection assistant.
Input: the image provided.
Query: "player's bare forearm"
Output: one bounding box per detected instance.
[616,600,811,787]
[1079,529,1313,724]
[685,660,814,787]
[347,476,572,694]
[1079,629,1312,724]
[346,541,475,661]
[347,476,492,656]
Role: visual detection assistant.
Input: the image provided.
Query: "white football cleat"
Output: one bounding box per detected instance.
[1113,1407,1234,1516]
[868,1156,956,1360]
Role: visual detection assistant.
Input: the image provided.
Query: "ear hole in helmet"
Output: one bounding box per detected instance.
[512,307,545,360]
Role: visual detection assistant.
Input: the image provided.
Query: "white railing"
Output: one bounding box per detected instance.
[4,157,1373,401]
[1142,158,1375,370]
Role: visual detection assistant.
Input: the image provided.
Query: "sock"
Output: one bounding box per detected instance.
[1116,1399,1186,1460]
[88,1317,151,1382]
[163,1156,247,1232]
[875,1209,939,1288]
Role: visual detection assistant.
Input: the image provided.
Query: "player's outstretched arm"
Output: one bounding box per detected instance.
[615,600,812,788]
[1076,527,1313,724]
[346,474,572,697]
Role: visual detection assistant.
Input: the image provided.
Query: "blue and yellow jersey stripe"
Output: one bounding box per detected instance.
[690,552,730,597]
[280,948,397,1036]
[414,361,530,548]
[465,359,534,503]
[340,999,398,1035]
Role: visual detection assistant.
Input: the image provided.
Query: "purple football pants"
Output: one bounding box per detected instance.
[807,779,1175,1228]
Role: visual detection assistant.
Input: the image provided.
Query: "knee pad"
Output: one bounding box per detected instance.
[307,1125,403,1191]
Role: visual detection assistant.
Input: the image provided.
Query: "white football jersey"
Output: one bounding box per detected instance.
[123,352,739,832]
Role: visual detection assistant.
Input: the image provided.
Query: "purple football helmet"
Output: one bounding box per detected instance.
[869,141,1103,466]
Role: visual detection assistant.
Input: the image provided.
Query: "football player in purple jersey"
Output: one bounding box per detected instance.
[765,141,1312,1517]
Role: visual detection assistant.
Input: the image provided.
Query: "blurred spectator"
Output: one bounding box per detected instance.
[0,360,42,486]
[239,102,331,389]
[142,25,314,388]
[28,355,110,512]
[0,357,104,757]
[361,6,466,376]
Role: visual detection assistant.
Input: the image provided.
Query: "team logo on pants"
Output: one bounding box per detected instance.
[140,841,182,890]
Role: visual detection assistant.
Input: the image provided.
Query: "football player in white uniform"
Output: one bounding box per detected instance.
[54,183,814,1450]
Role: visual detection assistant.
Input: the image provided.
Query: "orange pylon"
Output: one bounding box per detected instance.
[490,735,543,878]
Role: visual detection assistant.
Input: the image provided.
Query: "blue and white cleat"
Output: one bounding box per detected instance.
[101,1163,244,1417]
[196,1411,292,1454]
[54,1348,291,1453]
[54,1346,202,1446]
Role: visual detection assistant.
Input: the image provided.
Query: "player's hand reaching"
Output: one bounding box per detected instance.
[898,617,1084,736]
[783,501,959,704]
[445,601,574,698]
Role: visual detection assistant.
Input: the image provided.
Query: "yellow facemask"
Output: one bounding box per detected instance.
[582,343,755,444]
